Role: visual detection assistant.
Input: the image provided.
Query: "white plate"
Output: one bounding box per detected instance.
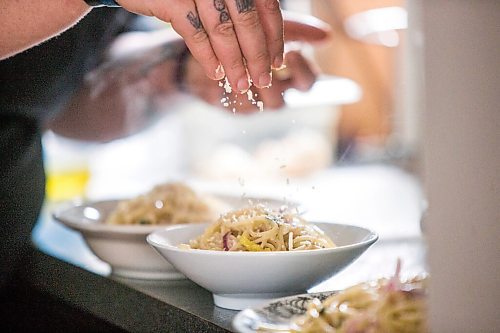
[232,291,337,333]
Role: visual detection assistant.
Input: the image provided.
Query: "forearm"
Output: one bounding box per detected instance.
[0,0,91,59]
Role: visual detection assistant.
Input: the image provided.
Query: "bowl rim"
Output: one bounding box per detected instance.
[146,222,379,256]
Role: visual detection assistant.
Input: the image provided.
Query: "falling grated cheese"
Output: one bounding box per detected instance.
[223,77,232,93]
[256,101,264,112]
[218,77,265,113]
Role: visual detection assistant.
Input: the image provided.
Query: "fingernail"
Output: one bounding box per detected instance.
[258,72,272,88]
[215,65,225,80]
[237,77,250,93]
[273,55,284,69]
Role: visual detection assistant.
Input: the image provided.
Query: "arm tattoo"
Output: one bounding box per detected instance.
[235,0,255,13]
[214,0,230,23]
[187,11,203,30]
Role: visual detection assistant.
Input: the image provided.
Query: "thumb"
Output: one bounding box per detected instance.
[283,11,331,43]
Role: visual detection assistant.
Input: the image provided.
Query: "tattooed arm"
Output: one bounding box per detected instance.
[2,0,284,94]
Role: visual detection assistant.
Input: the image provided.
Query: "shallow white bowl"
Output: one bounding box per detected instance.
[53,196,295,280]
[147,222,378,309]
[53,199,182,280]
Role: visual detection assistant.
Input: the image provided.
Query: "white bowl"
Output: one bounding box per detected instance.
[53,196,296,280]
[53,199,182,280]
[147,222,378,309]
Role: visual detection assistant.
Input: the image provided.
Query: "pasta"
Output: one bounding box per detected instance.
[184,204,336,251]
[294,263,428,333]
[105,182,224,225]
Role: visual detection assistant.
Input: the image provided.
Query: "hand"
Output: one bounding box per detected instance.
[117,0,284,93]
[182,13,331,112]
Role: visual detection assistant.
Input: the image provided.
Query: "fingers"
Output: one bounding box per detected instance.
[194,0,249,92]
[168,3,224,81]
[175,0,278,92]
[255,0,284,69]
[225,0,272,89]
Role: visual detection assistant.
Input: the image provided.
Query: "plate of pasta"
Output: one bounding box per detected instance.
[53,182,291,280]
[147,205,378,309]
[233,264,428,333]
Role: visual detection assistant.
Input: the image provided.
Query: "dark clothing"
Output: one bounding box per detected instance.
[0,8,135,289]
[0,116,45,287]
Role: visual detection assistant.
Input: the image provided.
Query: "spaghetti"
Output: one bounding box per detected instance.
[105,182,223,225]
[294,264,428,333]
[185,204,336,251]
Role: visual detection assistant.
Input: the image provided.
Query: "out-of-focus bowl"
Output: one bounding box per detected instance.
[147,222,378,309]
[53,199,180,280]
[53,195,296,280]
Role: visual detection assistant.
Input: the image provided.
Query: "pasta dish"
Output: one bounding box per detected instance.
[294,262,428,333]
[106,182,223,225]
[184,204,336,251]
